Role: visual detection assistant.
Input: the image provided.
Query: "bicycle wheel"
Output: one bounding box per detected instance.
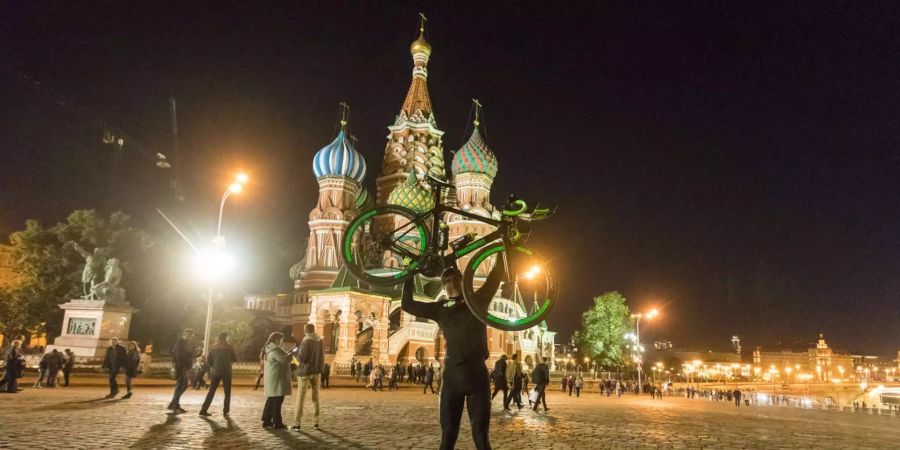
[343,206,430,286]
[461,243,558,331]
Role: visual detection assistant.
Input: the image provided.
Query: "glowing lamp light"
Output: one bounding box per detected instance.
[194,250,235,281]
[228,182,243,194]
[647,308,659,319]
[523,265,541,280]
[236,173,249,184]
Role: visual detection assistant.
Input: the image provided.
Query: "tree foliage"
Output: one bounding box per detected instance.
[1,210,152,339]
[576,291,634,368]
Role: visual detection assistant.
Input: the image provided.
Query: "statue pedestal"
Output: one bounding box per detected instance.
[47,299,136,358]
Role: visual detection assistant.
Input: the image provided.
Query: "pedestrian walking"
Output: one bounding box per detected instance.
[199,332,238,417]
[504,353,524,409]
[567,376,574,397]
[101,337,127,398]
[531,357,551,412]
[122,341,141,399]
[261,332,293,429]
[0,340,25,393]
[574,376,583,397]
[254,346,265,390]
[561,375,567,393]
[62,349,75,387]
[168,328,196,413]
[321,363,331,389]
[401,265,502,450]
[291,323,324,431]
[424,364,436,394]
[34,352,49,388]
[490,355,509,409]
[733,388,742,407]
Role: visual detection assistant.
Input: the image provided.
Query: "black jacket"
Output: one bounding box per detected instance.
[532,362,550,385]
[207,343,238,377]
[102,344,127,371]
[124,349,141,377]
[297,332,324,377]
[401,262,503,369]
[172,338,194,370]
[492,358,508,388]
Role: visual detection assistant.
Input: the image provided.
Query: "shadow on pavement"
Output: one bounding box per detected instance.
[265,426,369,449]
[32,396,125,411]
[201,416,253,448]
[129,413,181,449]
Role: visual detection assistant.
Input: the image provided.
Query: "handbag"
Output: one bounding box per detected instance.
[528,388,540,404]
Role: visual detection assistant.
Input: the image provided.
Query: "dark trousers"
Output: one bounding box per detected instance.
[504,384,522,408]
[424,381,436,393]
[47,367,58,387]
[201,374,232,414]
[491,384,508,406]
[440,364,491,450]
[532,384,548,411]
[261,396,285,426]
[169,368,188,408]
[108,370,119,395]
[576,387,581,397]
[734,396,741,407]
[63,368,71,387]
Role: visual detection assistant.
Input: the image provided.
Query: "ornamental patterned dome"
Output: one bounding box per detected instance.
[451,128,498,178]
[313,130,366,183]
[387,170,435,213]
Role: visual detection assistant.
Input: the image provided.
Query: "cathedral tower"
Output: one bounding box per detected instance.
[376,16,446,206]
[291,106,369,302]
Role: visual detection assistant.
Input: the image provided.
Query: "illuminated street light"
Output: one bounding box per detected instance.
[203,173,250,357]
[631,308,661,391]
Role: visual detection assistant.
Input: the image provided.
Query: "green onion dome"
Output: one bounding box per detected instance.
[387,170,435,213]
[451,128,498,178]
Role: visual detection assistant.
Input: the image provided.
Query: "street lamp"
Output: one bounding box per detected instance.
[631,308,660,392]
[202,173,248,357]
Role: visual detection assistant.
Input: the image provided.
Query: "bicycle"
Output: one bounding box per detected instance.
[342,174,558,331]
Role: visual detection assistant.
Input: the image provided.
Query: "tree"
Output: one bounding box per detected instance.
[4,210,152,339]
[576,291,634,368]
[187,303,258,356]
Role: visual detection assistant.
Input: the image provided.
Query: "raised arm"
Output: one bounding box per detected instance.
[474,256,505,305]
[400,277,439,321]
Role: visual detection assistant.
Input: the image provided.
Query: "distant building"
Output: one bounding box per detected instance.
[752,334,853,382]
[0,244,19,287]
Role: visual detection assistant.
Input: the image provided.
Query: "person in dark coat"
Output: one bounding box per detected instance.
[491,354,509,409]
[321,363,331,389]
[1,340,24,393]
[200,332,238,416]
[291,323,324,431]
[168,328,196,412]
[504,353,524,409]
[401,264,502,450]
[531,357,551,412]
[123,341,141,399]
[62,349,75,387]
[423,364,436,394]
[44,349,63,388]
[101,338,127,398]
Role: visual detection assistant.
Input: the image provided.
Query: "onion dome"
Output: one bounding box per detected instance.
[289,261,303,281]
[312,130,366,183]
[410,25,431,57]
[355,188,374,210]
[451,128,498,178]
[387,170,435,213]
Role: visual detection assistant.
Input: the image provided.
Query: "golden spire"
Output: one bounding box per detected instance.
[410,12,431,57]
[339,102,350,131]
[472,99,482,127]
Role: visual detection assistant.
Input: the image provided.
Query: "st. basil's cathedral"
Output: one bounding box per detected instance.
[245,20,557,371]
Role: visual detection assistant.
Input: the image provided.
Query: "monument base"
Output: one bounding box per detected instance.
[47,299,136,358]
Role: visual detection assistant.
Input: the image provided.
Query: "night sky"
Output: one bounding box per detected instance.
[2,2,899,356]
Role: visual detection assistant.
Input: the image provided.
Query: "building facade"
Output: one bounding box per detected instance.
[247,22,556,370]
[752,334,853,382]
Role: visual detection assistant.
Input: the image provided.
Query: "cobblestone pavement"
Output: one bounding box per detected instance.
[1,385,898,449]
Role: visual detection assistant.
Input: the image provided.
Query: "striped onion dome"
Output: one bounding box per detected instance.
[355,188,374,210]
[387,171,435,213]
[312,130,366,183]
[451,128,498,178]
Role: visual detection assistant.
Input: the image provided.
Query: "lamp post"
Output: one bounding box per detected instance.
[631,308,658,392]
[202,173,247,357]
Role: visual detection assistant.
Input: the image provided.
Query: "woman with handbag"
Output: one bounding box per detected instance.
[261,332,293,429]
[122,341,141,399]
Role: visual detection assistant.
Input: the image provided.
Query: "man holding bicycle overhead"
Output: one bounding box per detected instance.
[402,263,504,450]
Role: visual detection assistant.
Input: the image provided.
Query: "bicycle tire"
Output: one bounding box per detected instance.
[342,205,429,286]
[461,243,558,331]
